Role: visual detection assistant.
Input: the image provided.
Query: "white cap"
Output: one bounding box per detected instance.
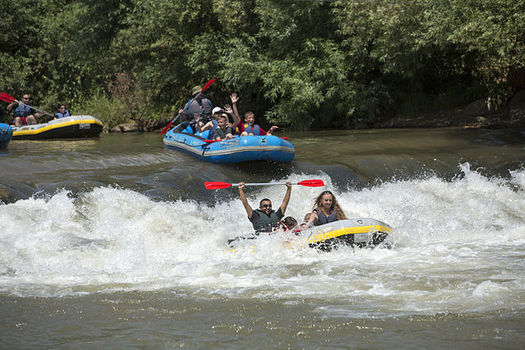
[212,107,223,114]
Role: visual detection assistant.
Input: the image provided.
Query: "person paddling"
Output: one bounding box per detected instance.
[180,85,213,131]
[238,181,292,233]
[6,94,37,126]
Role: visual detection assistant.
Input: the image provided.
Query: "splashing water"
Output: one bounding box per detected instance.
[1,165,523,317]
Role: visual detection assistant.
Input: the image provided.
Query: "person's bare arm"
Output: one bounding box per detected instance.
[267,125,279,135]
[279,181,292,214]
[230,93,241,129]
[306,211,318,227]
[6,101,19,111]
[239,182,253,219]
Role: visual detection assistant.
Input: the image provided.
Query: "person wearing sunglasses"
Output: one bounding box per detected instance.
[54,103,70,119]
[6,94,37,127]
[238,181,292,233]
[306,190,347,227]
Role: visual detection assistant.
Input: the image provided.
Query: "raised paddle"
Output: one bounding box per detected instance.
[0,92,54,117]
[160,78,216,134]
[205,179,325,190]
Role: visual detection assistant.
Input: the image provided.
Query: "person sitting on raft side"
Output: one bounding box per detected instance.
[238,181,292,233]
[238,111,278,136]
[179,85,213,129]
[7,93,37,127]
[279,214,313,235]
[197,93,240,138]
[54,103,70,119]
[277,216,309,236]
[297,213,312,231]
[213,113,234,140]
[229,93,277,136]
[275,216,297,232]
[190,108,220,136]
[192,106,221,136]
[306,190,348,227]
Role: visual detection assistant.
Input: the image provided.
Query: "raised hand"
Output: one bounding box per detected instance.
[223,104,233,114]
[230,92,239,104]
[268,125,279,134]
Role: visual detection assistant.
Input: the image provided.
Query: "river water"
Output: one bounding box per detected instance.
[1,128,524,349]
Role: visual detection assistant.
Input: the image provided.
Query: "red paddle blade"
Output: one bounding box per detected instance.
[160,121,172,134]
[205,181,233,189]
[201,79,216,92]
[0,92,15,103]
[297,179,325,187]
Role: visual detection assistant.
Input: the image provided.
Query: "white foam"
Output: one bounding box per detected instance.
[0,165,523,316]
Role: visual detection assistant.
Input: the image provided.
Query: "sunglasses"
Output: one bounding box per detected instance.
[261,204,272,208]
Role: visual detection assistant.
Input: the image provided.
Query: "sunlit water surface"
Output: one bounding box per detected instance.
[1,128,524,348]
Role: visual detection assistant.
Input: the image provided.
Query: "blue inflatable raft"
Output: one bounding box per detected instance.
[163,122,295,163]
[0,123,13,149]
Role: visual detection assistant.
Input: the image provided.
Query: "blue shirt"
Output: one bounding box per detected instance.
[14,104,32,118]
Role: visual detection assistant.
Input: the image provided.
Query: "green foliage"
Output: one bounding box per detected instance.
[75,91,127,130]
[108,72,152,131]
[1,0,524,129]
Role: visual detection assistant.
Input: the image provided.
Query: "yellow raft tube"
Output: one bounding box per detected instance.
[12,115,103,140]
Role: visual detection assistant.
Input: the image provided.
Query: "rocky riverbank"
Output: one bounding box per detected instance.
[374,90,525,129]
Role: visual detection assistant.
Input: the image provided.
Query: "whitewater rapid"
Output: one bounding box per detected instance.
[1,164,524,317]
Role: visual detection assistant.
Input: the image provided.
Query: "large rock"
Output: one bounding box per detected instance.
[463,99,489,116]
[111,122,139,133]
[509,90,525,122]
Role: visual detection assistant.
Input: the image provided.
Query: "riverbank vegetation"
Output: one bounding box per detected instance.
[1,0,524,130]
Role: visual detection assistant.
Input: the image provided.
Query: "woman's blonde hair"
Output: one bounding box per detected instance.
[313,190,347,220]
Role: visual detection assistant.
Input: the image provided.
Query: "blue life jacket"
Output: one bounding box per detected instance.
[14,104,32,118]
[55,110,70,119]
[207,119,219,139]
[243,123,262,135]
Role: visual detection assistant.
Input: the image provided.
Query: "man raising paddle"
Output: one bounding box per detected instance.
[238,181,292,233]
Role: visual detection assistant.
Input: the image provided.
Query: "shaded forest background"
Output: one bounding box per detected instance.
[1,0,524,130]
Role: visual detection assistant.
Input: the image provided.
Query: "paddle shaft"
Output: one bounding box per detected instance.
[1,93,53,117]
[160,112,181,134]
[235,182,296,187]
[17,101,53,117]
[204,179,324,189]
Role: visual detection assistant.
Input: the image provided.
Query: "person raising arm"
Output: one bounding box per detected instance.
[239,181,292,233]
